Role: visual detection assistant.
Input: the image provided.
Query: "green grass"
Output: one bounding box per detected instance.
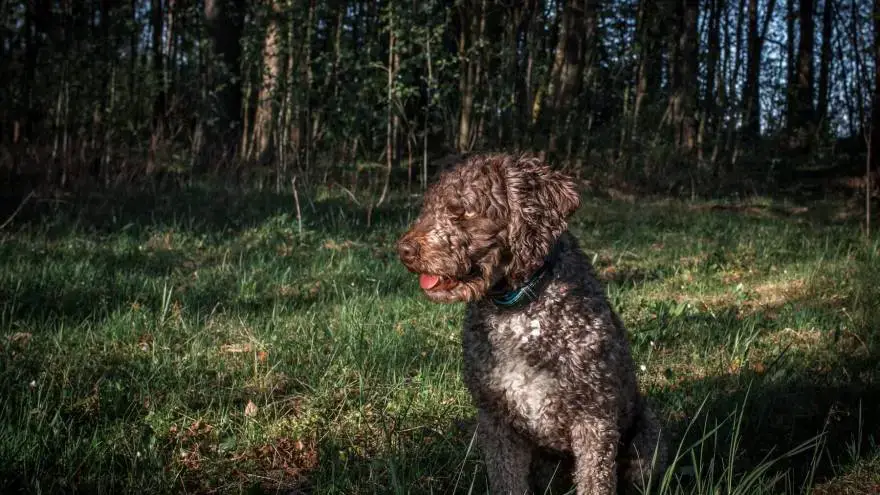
[0,186,878,494]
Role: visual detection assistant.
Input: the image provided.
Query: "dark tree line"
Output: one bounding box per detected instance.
[0,0,878,192]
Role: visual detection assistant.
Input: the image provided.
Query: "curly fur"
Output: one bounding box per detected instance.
[398,153,667,494]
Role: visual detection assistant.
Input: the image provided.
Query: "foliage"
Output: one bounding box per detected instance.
[0,0,877,190]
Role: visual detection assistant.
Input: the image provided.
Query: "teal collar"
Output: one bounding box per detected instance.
[489,246,560,309]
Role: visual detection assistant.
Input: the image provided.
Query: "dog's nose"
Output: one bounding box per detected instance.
[397,237,420,264]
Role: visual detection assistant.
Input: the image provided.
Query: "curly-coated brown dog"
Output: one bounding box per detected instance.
[397,154,667,494]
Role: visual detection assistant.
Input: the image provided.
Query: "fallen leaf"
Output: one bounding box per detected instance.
[323,239,355,251]
[138,333,153,352]
[308,281,321,296]
[221,343,252,354]
[7,332,32,345]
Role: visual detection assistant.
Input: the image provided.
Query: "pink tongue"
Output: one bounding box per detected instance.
[419,274,441,290]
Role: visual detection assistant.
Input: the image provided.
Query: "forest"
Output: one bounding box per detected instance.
[1,0,877,194]
[0,1,879,494]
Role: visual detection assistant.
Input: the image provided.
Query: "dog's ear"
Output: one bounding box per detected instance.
[501,154,580,284]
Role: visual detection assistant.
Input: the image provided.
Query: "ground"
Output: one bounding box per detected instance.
[0,185,878,494]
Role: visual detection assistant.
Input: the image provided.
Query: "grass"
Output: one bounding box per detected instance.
[0,185,878,494]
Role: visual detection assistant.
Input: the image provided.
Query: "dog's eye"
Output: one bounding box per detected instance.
[449,204,476,221]
[448,203,465,218]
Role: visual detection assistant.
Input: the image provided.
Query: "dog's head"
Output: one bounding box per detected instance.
[397,153,580,303]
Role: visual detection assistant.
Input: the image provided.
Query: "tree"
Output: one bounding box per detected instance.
[151,0,165,132]
[702,0,723,145]
[251,0,283,165]
[456,0,487,153]
[669,0,699,153]
[742,0,777,137]
[790,0,815,145]
[203,0,246,160]
[18,0,56,143]
[632,0,663,144]
[543,0,598,153]
[786,0,796,121]
[0,0,874,190]
[148,0,169,173]
[816,0,833,129]
[871,0,880,184]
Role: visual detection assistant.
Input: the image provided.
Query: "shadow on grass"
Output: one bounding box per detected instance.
[0,259,302,328]
[324,272,880,494]
[1,185,418,328]
[1,233,416,332]
[656,356,880,490]
[642,266,880,490]
[327,355,880,495]
[1,185,418,240]
[626,250,879,362]
[2,182,860,261]
[264,352,879,495]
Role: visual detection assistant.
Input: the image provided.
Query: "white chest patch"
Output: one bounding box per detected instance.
[495,314,543,344]
[485,314,560,438]
[489,358,559,438]
[529,319,541,337]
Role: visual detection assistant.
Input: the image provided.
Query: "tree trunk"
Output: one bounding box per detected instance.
[0,9,5,140]
[670,0,699,153]
[723,0,747,165]
[544,0,592,153]
[791,0,815,146]
[786,0,796,125]
[377,6,397,212]
[871,0,880,182]
[504,2,527,146]
[166,1,177,91]
[19,0,35,143]
[21,0,54,142]
[525,0,542,137]
[129,0,139,125]
[702,0,721,142]
[742,0,777,138]
[816,0,833,130]
[849,0,866,134]
[203,0,246,163]
[148,0,165,173]
[457,0,487,153]
[632,0,659,144]
[456,3,470,152]
[301,0,316,173]
[423,28,434,190]
[150,0,165,122]
[710,0,730,164]
[97,0,114,181]
[252,0,283,165]
[742,0,761,137]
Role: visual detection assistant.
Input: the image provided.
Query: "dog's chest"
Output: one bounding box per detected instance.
[466,312,570,448]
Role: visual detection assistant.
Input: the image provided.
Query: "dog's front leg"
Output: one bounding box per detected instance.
[477,409,532,495]
[570,420,620,495]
